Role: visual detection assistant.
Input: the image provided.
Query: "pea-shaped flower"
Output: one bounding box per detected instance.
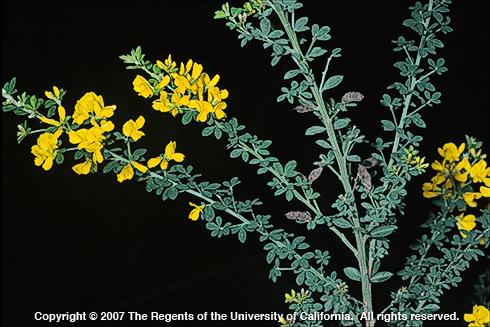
[132,75,153,98]
[122,116,145,141]
[147,141,185,170]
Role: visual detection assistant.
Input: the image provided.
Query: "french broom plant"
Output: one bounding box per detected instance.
[2,0,489,326]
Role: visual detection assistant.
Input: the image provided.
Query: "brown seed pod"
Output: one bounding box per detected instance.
[355,165,372,194]
[293,105,314,113]
[341,91,364,104]
[285,211,312,222]
[308,167,323,184]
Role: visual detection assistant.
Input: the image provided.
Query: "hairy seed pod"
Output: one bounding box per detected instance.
[293,105,314,113]
[308,167,323,183]
[356,165,372,194]
[285,211,312,222]
[341,91,364,104]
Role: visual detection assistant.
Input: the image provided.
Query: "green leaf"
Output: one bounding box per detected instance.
[316,26,331,41]
[333,218,351,229]
[55,153,64,165]
[334,118,350,129]
[343,267,361,281]
[370,226,396,238]
[305,126,325,136]
[294,17,309,32]
[284,69,300,79]
[370,271,393,283]
[322,75,343,91]
[238,229,247,243]
[202,126,214,136]
[181,112,193,125]
[163,186,178,200]
[214,10,226,19]
[284,160,297,174]
[411,114,426,128]
[315,140,330,149]
[260,18,271,35]
[381,120,396,131]
[346,155,361,162]
[230,149,242,158]
[308,47,327,58]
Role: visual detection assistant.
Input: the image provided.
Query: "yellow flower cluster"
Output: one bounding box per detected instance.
[68,92,117,174]
[31,129,62,171]
[403,146,429,170]
[28,84,196,223]
[32,88,117,173]
[423,142,490,204]
[72,92,116,125]
[422,142,490,238]
[464,305,489,327]
[132,55,229,123]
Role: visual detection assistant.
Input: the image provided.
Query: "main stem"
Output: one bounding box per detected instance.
[271,2,372,325]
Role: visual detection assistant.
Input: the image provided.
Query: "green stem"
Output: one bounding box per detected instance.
[387,0,434,170]
[269,2,372,324]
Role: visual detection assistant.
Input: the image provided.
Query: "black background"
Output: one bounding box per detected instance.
[1,1,489,326]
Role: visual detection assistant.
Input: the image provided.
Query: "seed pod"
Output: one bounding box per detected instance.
[308,167,323,184]
[293,105,314,113]
[355,165,372,193]
[285,211,312,222]
[341,91,364,104]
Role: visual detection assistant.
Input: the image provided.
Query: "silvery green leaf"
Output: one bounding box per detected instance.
[305,126,326,136]
[322,75,343,91]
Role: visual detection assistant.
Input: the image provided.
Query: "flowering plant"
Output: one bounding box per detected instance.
[2,0,489,326]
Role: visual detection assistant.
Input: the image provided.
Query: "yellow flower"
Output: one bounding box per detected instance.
[30,129,62,171]
[152,91,171,113]
[190,62,203,81]
[189,99,214,122]
[73,92,116,125]
[480,186,490,197]
[152,91,190,117]
[431,160,445,172]
[44,86,61,100]
[132,75,153,98]
[157,75,170,89]
[470,160,490,183]
[147,141,185,170]
[285,289,296,303]
[72,159,92,175]
[122,116,145,141]
[69,119,113,164]
[39,105,66,128]
[464,305,490,327]
[188,202,204,221]
[117,161,148,183]
[179,59,194,76]
[213,102,227,120]
[156,54,177,72]
[437,142,465,162]
[209,86,229,103]
[173,75,191,94]
[422,182,440,198]
[456,213,476,238]
[463,192,482,207]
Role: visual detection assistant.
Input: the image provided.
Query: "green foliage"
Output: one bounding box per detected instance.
[2,0,488,327]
